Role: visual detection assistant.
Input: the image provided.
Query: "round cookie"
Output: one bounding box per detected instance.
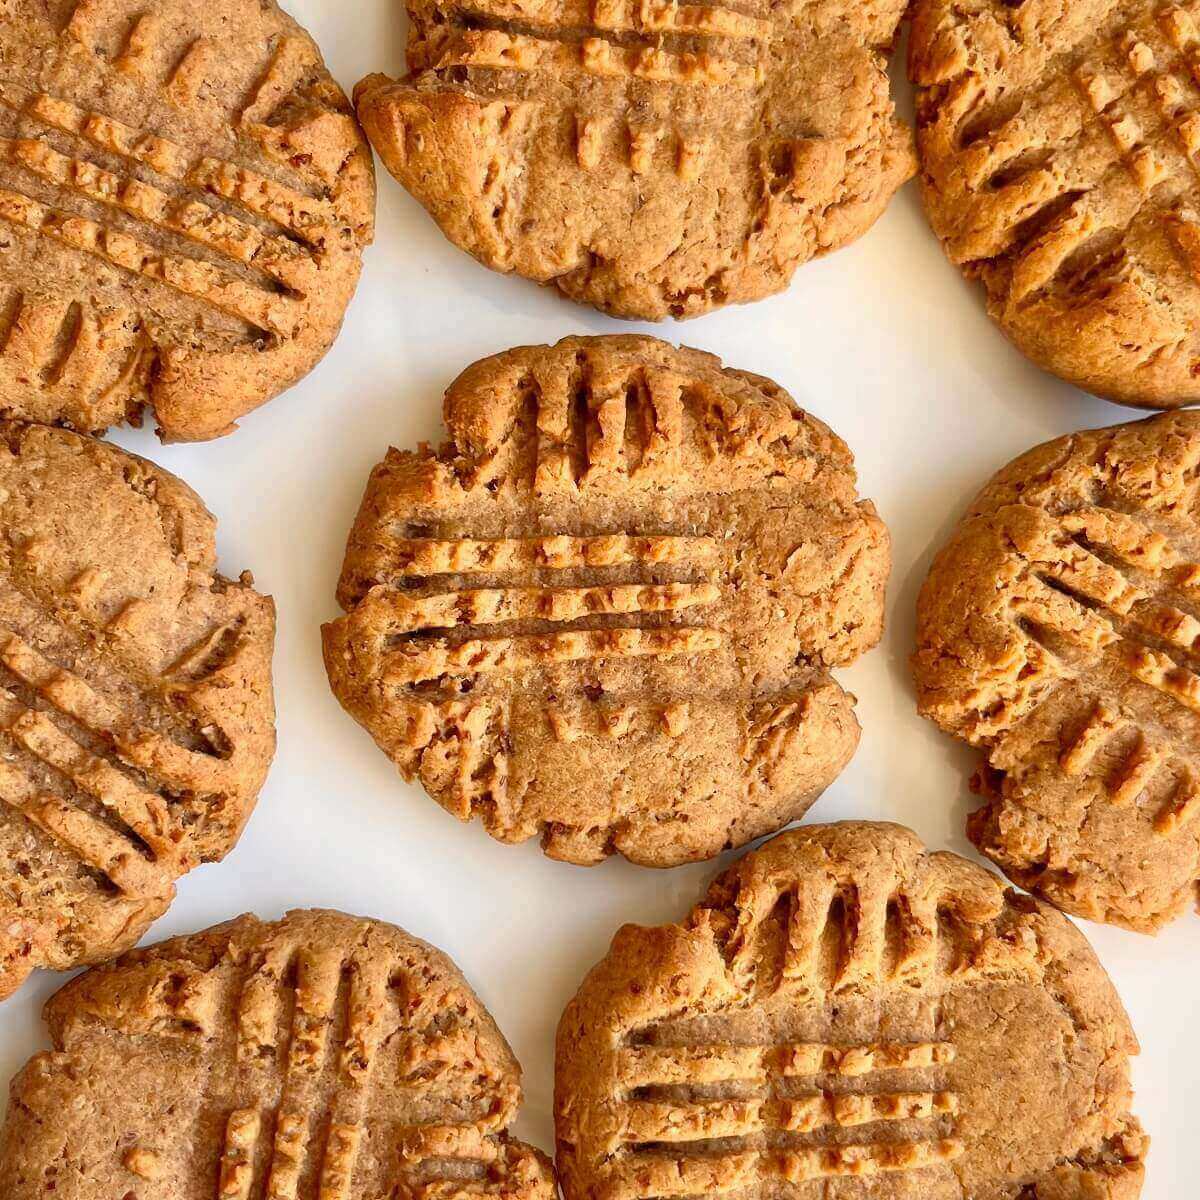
[0,908,558,1200]
[0,422,275,999]
[915,411,1200,930]
[322,335,890,867]
[910,0,1200,408]
[556,822,1147,1200]
[0,0,375,441]
[354,0,913,320]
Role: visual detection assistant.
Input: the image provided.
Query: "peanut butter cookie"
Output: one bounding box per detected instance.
[0,909,557,1200]
[911,0,1200,408]
[556,822,1147,1200]
[0,422,275,999]
[322,335,889,867]
[916,411,1200,930]
[0,0,374,440]
[355,0,913,319]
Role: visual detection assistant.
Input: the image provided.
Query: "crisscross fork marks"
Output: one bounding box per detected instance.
[993,504,1200,834]
[0,75,343,325]
[598,1038,960,1199]
[1009,508,1200,699]
[326,337,890,865]
[0,621,246,900]
[925,6,1200,256]
[0,1,372,438]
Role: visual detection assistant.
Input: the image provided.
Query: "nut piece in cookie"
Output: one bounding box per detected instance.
[910,0,1200,408]
[0,909,558,1200]
[0,0,375,440]
[556,821,1147,1200]
[355,0,913,319]
[0,422,275,1000]
[915,411,1200,930]
[322,335,890,867]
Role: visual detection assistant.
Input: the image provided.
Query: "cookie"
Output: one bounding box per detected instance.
[0,422,275,999]
[353,0,913,320]
[556,821,1148,1200]
[0,0,374,441]
[910,0,1200,408]
[914,411,1200,930]
[322,335,889,867]
[0,908,557,1200]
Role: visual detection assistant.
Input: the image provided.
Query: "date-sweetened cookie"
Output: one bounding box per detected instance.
[0,422,275,999]
[910,0,1200,408]
[915,412,1200,930]
[354,0,913,320]
[556,822,1147,1200]
[0,909,557,1200]
[0,0,375,441]
[322,335,889,868]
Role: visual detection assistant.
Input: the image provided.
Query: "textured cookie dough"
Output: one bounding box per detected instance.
[0,0,375,441]
[0,909,558,1200]
[323,335,889,867]
[915,411,1200,930]
[0,422,275,1000]
[911,0,1200,408]
[556,821,1147,1200]
[355,0,913,319]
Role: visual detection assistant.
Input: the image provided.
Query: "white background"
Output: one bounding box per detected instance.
[0,4,1192,1196]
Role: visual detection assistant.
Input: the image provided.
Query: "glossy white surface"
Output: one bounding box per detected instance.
[0,5,1190,1195]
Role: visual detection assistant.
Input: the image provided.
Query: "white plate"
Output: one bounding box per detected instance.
[0,4,1189,1195]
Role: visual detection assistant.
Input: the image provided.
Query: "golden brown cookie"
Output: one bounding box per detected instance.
[915,411,1200,931]
[0,908,557,1200]
[322,335,889,867]
[0,0,375,441]
[556,822,1147,1200]
[910,0,1200,408]
[354,0,913,320]
[0,422,275,999]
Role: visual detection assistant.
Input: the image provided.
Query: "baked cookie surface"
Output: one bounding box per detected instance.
[915,412,1200,930]
[0,908,557,1200]
[323,335,889,867]
[355,0,913,320]
[911,0,1200,408]
[556,822,1147,1200]
[0,0,375,441]
[0,422,275,999]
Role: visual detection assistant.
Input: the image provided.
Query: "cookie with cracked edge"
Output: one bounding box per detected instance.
[353,0,913,320]
[0,908,558,1200]
[556,821,1147,1200]
[0,421,275,1000]
[910,0,1200,408]
[0,0,375,441]
[322,334,890,867]
[914,411,1200,931]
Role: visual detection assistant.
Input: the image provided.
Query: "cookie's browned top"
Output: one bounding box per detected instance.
[355,0,912,319]
[323,336,889,867]
[555,822,1146,1200]
[0,0,374,441]
[915,411,1200,929]
[911,0,1200,407]
[0,909,557,1200]
[0,422,276,999]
